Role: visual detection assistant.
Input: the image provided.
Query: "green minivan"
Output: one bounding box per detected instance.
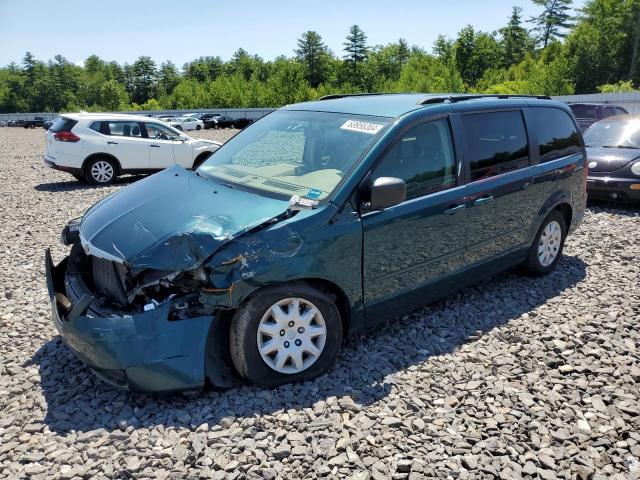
[46,94,587,391]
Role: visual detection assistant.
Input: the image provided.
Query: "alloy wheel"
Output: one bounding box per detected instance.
[538,220,562,267]
[91,161,114,183]
[256,298,327,374]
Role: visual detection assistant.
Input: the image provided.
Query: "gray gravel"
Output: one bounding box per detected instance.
[1,127,639,480]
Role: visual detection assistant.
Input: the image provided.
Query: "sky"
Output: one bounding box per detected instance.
[0,0,586,68]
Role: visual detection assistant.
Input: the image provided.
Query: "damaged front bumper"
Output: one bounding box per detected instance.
[45,248,217,393]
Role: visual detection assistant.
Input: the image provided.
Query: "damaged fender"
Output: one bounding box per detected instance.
[46,250,215,392]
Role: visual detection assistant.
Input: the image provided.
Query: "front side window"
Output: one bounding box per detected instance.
[373,118,456,200]
[529,107,582,162]
[146,123,180,141]
[106,121,143,137]
[462,111,529,181]
[198,110,391,200]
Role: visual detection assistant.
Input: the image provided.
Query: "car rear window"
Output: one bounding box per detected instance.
[461,111,530,181]
[528,107,582,163]
[570,104,598,118]
[49,117,78,133]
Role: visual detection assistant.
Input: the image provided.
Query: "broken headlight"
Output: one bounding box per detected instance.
[61,217,82,246]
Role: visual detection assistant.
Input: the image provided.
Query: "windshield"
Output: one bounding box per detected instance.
[198,110,391,200]
[584,118,640,148]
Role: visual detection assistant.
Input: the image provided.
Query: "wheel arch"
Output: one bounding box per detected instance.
[242,278,352,336]
[82,152,123,176]
[554,202,573,232]
[203,277,351,388]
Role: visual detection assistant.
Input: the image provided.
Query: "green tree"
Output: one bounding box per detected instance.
[158,61,180,94]
[128,56,157,104]
[99,79,129,110]
[295,31,330,88]
[342,25,369,87]
[183,56,223,82]
[454,26,502,86]
[597,80,637,92]
[529,0,574,48]
[565,0,638,92]
[500,7,532,67]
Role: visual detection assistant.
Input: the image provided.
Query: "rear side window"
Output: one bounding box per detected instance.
[106,121,144,137]
[461,111,529,182]
[570,104,597,118]
[49,117,77,133]
[528,107,582,163]
[373,119,456,200]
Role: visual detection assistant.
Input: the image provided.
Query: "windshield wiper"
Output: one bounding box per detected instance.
[601,145,639,149]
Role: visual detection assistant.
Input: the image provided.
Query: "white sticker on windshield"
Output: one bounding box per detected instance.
[340,119,384,135]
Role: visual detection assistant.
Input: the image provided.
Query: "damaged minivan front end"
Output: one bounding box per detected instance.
[45,165,294,392]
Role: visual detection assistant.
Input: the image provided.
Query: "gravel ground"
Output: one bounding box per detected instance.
[0,127,639,480]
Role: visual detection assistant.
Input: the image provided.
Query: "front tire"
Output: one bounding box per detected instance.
[196,125,201,130]
[230,284,342,387]
[523,210,567,276]
[85,156,117,185]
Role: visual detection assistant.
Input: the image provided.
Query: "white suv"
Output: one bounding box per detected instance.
[44,113,221,184]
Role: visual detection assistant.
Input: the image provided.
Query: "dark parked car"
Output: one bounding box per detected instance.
[203,115,222,129]
[201,113,220,121]
[208,115,236,129]
[23,116,44,128]
[584,115,640,202]
[46,93,586,392]
[569,103,628,132]
[233,117,254,129]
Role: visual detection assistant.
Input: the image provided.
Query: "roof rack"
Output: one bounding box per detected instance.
[418,94,551,105]
[318,93,398,101]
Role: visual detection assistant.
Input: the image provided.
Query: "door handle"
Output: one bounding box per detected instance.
[474,195,494,206]
[150,144,160,148]
[107,141,118,145]
[444,204,466,215]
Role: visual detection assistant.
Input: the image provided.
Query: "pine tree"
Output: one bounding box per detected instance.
[529,0,574,48]
[343,25,369,86]
[295,31,330,88]
[501,7,531,67]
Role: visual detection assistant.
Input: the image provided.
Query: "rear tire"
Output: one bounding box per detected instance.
[85,156,117,185]
[523,210,567,276]
[196,125,202,130]
[229,284,342,387]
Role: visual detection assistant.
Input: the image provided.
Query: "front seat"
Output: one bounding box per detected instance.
[131,125,140,136]
[122,124,131,136]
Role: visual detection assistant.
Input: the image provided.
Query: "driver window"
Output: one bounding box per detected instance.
[373,118,456,200]
[146,123,179,141]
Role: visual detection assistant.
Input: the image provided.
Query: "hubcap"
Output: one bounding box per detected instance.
[91,161,114,183]
[538,220,562,267]
[256,298,327,374]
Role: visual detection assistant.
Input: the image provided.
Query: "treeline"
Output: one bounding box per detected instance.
[0,0,639,113]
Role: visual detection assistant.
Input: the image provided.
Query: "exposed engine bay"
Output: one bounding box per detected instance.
[65,242,213,319]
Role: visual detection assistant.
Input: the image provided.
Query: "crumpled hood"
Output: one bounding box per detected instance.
[79,166,289,272]
[586,147,640,172]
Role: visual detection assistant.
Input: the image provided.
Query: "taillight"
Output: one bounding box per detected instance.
[54,131,80,142]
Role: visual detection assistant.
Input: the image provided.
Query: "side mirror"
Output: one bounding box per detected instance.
[369,177,406,210]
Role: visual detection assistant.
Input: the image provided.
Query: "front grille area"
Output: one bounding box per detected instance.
[91,256,128,306]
